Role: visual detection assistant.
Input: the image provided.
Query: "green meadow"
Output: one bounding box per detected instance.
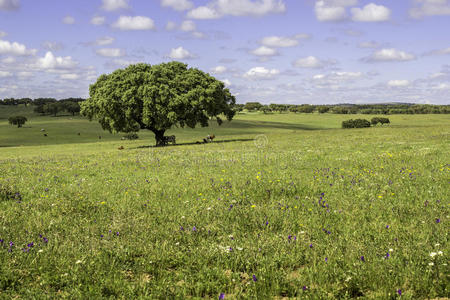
[0,107,449,298]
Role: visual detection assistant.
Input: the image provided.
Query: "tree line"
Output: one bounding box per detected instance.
[0,97,84,116]
[237,102,450,114]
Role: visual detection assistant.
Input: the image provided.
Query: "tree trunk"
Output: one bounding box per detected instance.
[17,124,21,128]
[152,129,166,147]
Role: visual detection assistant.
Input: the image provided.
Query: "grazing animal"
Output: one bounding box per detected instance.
[163,135,176,145]
[99,136,102,139]
[118,146,124,150]
[203,134,215,143]
[44,133,48,137]
[40,129,45,132]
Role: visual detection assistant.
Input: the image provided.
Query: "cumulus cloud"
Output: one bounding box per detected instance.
[60,73,79,80]
[388,80,410,87]
[161,0,193,11]
[42,41,64,51]
[315,0,347,22]
[293,56,324,68]
[424,46,450,56]
[0,0,19,11]
[244,66,280,79]
[222,78,231,87]
[96,48,125,57]
[101,0,129,11]
[260,35,308,48]
[0,39,36,56]
[0,71,12,77]
[91,16,106,25]
[62,16,75,24]
[95,37,115,46]
[168,46,195,59]
[112,16,155,30]
[351,3,391,22]
[1,56,15,63]
[410,0,450,18]
[432,82,450,90]
[188,0,286,19]
[37,51,78,69]
[211,65,227,74]
[250,46,278,57]
[180,20,196,31]
[312,71,363,87]
[364,48,416,62]
[166,21,177,31]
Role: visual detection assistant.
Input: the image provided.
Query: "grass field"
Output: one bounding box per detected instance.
[0,108,449,298]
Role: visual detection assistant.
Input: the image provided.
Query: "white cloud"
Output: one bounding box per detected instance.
[17,71,32,78]
[244,66,280,79]
[410,0,450,18]
[222,79,231,87]
[1,56,15,63]
[312,71,363,86]
[101,0,129,11]
[315,0,347,21]
[95,37,115,46]
[60,73,79,80]
[388,80,410,87]
[37,51,78,69]
[62,16,75,24]
[425,47,450,56]
[188,0,286,19]
[166,21,177,31]
[250,46,278,56]
[261,35,303,48]
[96,48,125,57]
[0,39,36,56]
[293,56,324,68]
[365,48,416,62]
[42,41,63,51]
[0,31,6,38]
[91,16,106,25]
[112,16,155,30]
[432,82,450,90]
[161,0,193,11]
[0,0,19,11]
[0,71,12,77]
[211,65,227,74]
[168,46,195,59]
[180,20,196,32]
[351,3,391,22]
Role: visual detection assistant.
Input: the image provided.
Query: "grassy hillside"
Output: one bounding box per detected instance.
[0,111,449,298]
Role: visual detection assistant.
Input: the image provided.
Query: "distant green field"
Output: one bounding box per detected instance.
[0,108,449,298]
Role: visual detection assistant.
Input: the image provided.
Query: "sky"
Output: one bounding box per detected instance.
[0,0,449,105]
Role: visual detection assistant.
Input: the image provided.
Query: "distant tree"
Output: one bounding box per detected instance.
[244,102,263,111]
[261,105,272,114]
[289,105,299,113]
[8,116,27,128]
[298,105,315,113]
[66,102,81,116]
[33,98,57,106]
[234,104,245,113]
[81,62,236,146]
[318,106,330,113]
[44,103,60,116]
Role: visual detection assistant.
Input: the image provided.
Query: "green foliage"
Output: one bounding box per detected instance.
[81,62,236,146]
[8,116,27,128]
[0,181,21,202]
[244,102,263,111]
[318,106,330,113]
[342,118,371,128]
[371,117,390,125]
[122,132,139,140]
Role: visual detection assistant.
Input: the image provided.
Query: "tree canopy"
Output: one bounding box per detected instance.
[8,116,27,128]
[81,62,236,146]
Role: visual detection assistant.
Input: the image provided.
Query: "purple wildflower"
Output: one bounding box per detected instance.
[27,242,34,248]
[436,218,440,223]
[302,286,307,291]
[0,239,3,243]
[192,226,197,232]
[265,221,269,226]
[386,225,389,229]
[116,232,119,236]
[360,256,365,262]
[219,293,225,299]
[397,289,402,296]
[9,241,14,247]
[325,257,328,263]
[288,235,292,242]
[180,226,184,231]
[100,234,104,238]
[44,188,49,192]
[309,243,313,248]
[252,275,257,282]
[43,237,48,243]
[385,252,390,259]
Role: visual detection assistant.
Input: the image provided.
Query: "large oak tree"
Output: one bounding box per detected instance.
[81,62,236,146]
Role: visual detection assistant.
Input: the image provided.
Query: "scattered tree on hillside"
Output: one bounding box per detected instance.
[81,62,236,146]
[66,102,81,116]
[244,102,263,111]
[8,116,27,128]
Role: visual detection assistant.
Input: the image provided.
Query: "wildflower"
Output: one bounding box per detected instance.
[192,226,197,232]
[288,235,292,242]
[302,286,307,291]
[43,237,48,243]
[430,252,437,257]
[397,289,402,296]
[360,256,365,262]
[251,205,256,208]
[219,293,225,300]
[27,242,34,248]
[0,239,3,243]
[429,262,434,266]
[100,234,104,238]
[385,252,390,259]
[309,243,313,248]
[386,225,389,229]
[180,226,184,231]
[116,232,119,236]
[437,251,443,255]
[252,275,257,282]
[75,260,82,264]
[325,257,328,263]
[436,218,440,223]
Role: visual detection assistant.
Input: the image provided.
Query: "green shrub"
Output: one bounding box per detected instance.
[371,117,390,125]
[122,133,139,140]
[342,119,371,128]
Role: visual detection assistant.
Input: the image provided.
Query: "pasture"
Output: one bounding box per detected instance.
[0,109,449,298]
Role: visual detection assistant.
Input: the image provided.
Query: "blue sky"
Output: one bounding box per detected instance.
[0,0,449,104]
